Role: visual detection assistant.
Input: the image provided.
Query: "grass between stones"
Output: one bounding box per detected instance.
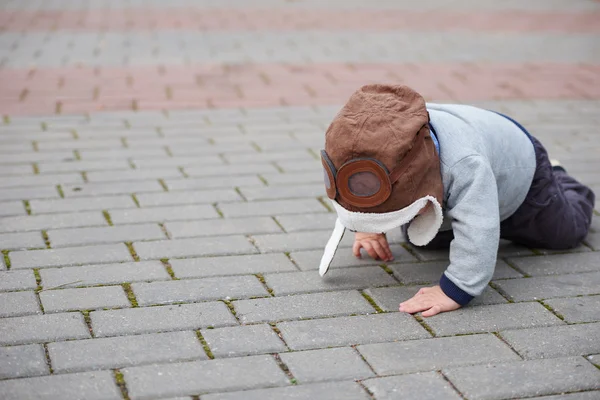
[1,250,10,269]
[124,242,140,262]
[160,258,177,280]
[360,291,384,313]
[121,283,139,307]
[102,210,113,226]
[195,330,215,359]
[113,369,131,400]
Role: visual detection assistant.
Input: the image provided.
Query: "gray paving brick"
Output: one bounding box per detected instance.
[81,148,170,161]
[233,290,374,324]
[202,381,369,400]
[37,138,124,151]
[131,155,223,169]
[39,261,170,289]
[590,354,600,366]
[545,295,600,323]
[170,253,297,278]
[391,259,521,284]
[223,150,315,165]
[277,159,320,173]
[47,224,166,247]
[260,171,323,186]
[275,212,336,232]
[494,271,600,301]
[109,204,219,224]
[508,252,600,276]
[9,243,133,269]
[408,239,536,261]
[134,236,257,260]
[0,211,107,233]
[91,302,237,337]
[0,344,49,379]
[184,163,279,177]
[443,357,600,400]
[0,173,83,189]
[136,189,241,207]
[49,331,206,373]
[425,302,564,336]
[0,370,121,400]
[358,334,520,375]
[30,195,136,214]
[252,230,354,253]
[0,291,40,317]
[363,372,463,400]
[278,312,429,351]
[0,312,90,345]
[0,186,59,201]
[280,347,374,383]
[530,393,600,400]
[219,199,326,217]
[264,267,397,296]
[0,200,26,217]
[86,168,182,183]
[123,355,289,399]
[585,232,600,250]
[132,275,268,306]
[500,322,600,359]
[40,286,130,313]
[37,160,131,173]
[201,324,287,358]
[62,181,164,197]
[165,216,282,239]
[0,270,37,291]
[240,184,324,201]
[0,151,76,165]
[0,231,45,250]
[290,245,419,271]
[165,176,264,191]
[366,285,508,311]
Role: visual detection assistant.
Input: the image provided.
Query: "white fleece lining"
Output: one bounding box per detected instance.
[331,196,443,246]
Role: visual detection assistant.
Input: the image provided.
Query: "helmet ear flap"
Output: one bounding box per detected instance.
[321,150,337,200]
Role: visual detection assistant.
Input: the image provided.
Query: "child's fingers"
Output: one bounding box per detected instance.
[352,241,363,259]
[361,241,379,260]
[370,241,388,261]
[421,304,443,317]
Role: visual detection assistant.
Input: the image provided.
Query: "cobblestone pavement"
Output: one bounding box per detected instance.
[0,0,599,399]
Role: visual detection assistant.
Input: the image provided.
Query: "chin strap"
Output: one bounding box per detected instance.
[319,218,346,276]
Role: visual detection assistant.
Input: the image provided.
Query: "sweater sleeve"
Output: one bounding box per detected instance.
[439,155,500,305]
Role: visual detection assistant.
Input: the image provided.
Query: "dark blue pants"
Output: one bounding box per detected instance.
[409,136,596,250]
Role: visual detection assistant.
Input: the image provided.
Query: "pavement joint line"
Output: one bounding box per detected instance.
[500,256,531,277]
[157,179,169,192]
[271,216,287,233]
[439,370,467,399]
[41,230,52,248]
[2,250,11,270]
[352,344,378,376]
[81,171,88,182]
[121,137,128,148]
[257,174,269,186]
[488,281,515,303]
[360,291,385,314]
[268,322,290,349]
[32,163,40,174]
[113,369,131,400]
[102,210,114,226]
[177,166,189,177]
[81,310,95,337]
[131,194,141,208]
[195,330,215,359]
[255,273,275,297]
[42,343,55,374]
[23,200,32,215]
[158,223,171,239]
[272,353,297,385]
[316,196,334,212]
[121,283,139,307]
[31,140,39,152]
[356,381,376,400]
[164,145,173,157]
[125,242,140,262]
[413,314,437,337]
[73,150,81,160]
[160,258,177,280]
[493,331,525,360]
[538,300,566,321]
[271,161,284,173]
[56,184,65,198]
[221,299,240,323]
[234,187,247,202]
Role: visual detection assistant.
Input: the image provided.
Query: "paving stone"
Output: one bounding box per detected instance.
[29,195,136,214]
[500,322,600,359]
[202,381,369,400]
[132,275,268,306]
[585,232,600,250]
[0,212,107,233]
[201,324,287,358]
[278,312,429,351]
[240,184,324,201]
[260,171,323,186]
[0,312,90,345]
[165,216,282,239]
[91,302,237,337]
[494,271,600,301]
[0,291,41,317]
[589,354,600,366]
[224,150,315,165]
[443,357,600,400]
[0,270,37,291]
[80,149,170,162]
[391,259,522,284]
[233,290,375,324]
[0,173,84,188]
[184,163,279,177]
[508,252,600,276]
[109,204,219,224]
[165,176,264,191]
[0,370,121,400]
[357,334,520,375]
[37,160,131,173]
[280,347,374,383]
[290,245,419,271]
[170,253,297,278]
[122,355,289,399]
[136,189,241,207]
[264,267,397,296]
[425,302,564,336]
[408,238,536,261]
[366,285,508,311]
[252,230,354,253]
[39,261,171,289]
[47,223,166,247]
[0,186,59,201]
[133,236,257,260]
[86,168,182,183]
[363,372,463,400]
[275,213,336,232]
[48,331,206,373]
[62,181,164,197]
[0,231,45,250]
[219,199,326,217]
[9,243,133,269]
[526,393,600,400]
[545,295,600,323]
[40,286,130,313]
[131,155,223,168]
[0,200,26,217]
[0,344,49,379]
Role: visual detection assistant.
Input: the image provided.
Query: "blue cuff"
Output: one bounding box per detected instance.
[439,274,474,306]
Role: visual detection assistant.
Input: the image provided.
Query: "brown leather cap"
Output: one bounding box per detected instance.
[324,84,443,213]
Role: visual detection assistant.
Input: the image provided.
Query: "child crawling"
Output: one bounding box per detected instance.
[318,84,595,317]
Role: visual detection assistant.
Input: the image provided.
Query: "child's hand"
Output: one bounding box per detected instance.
[399,285,461,317]
[353,232,394,262]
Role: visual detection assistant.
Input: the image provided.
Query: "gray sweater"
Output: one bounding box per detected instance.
[426,103,536,302]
